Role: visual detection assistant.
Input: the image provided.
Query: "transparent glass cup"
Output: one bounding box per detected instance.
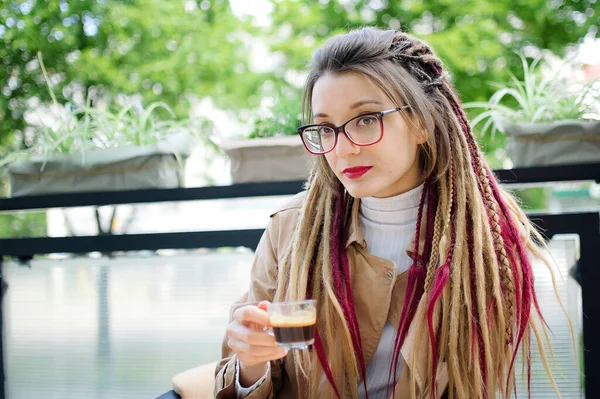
[267,300,317,350]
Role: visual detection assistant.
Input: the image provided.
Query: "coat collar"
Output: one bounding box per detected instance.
[345,196,427,259]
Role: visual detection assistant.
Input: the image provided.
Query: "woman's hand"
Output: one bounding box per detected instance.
[227,301,288,387]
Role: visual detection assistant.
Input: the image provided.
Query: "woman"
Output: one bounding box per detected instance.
[215,27,563,399]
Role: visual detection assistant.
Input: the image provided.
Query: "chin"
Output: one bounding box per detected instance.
[340,180,379,199]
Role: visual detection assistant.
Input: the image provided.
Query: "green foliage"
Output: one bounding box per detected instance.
[510,187,548,211]
[464,52,600,138]
[0,99,200,170]
[2,0,599,165]
[1,0,264,146]
[0,212,47,239]
[248,89,303,138]
[0,52,210,176]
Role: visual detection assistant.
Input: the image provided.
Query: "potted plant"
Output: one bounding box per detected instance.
[464,52,600,167]
[218,90,312,184]
[0,55,207,197]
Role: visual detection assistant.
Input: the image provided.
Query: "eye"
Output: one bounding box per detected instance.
[356,115,377,126]
[318,125,335,136]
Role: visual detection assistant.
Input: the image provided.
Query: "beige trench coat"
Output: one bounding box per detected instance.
[214,192,449,399]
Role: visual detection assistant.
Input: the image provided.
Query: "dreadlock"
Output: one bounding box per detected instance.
[273,27,570,398]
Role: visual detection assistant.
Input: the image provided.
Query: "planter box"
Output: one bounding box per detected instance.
[220,136,312,183]
[8,131,194,197]
[499,119,600,167]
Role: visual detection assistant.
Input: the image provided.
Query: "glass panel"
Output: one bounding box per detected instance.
[514,234,583,398]
[4,251,254,399]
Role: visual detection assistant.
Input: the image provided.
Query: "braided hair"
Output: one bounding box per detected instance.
[274,27,566,398]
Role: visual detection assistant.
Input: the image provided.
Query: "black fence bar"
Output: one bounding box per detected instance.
[0,229,265,258]
[492,162,600,185]
[2,163,600,213]
[0,212,592,257]
[0,180,305,212]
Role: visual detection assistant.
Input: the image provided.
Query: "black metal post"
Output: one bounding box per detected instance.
[578,213,600,398]
[0,255,5,399]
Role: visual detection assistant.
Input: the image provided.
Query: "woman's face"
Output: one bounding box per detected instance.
[311,72,424,198]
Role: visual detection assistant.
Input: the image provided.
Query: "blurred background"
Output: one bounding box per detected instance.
[1,0,599,398]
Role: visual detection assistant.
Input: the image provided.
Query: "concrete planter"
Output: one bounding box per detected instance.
[220,135,312,183]
[8,131,194,197]
[497,119,600,167]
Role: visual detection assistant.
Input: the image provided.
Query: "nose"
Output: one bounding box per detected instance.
[335,131,360,158]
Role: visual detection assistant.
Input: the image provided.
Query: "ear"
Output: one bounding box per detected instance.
[415,129,428,145]
[406,113,428,145]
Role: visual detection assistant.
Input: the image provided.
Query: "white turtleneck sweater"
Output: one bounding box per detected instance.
[236,184,423,398]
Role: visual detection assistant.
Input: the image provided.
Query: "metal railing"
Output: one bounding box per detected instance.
[1,162,600,398]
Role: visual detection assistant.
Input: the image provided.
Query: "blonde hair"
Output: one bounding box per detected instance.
[274,27,568,398]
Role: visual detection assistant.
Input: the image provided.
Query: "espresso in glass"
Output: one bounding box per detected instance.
[267,300,317,350]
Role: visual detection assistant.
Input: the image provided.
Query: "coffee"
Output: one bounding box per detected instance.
[270,310,316,350]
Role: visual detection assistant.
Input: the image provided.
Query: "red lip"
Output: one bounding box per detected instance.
[342,166,372,180]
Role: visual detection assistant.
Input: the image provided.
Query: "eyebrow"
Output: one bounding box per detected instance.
[313,99,383,119]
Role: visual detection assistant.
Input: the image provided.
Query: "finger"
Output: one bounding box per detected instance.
[233,305,270,328]
[228,324,278,347]
[227,337,285,357]
[257,301,272,326]
[257,301,270,311]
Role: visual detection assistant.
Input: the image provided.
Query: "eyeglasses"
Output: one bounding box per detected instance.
[297,105,410,155]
